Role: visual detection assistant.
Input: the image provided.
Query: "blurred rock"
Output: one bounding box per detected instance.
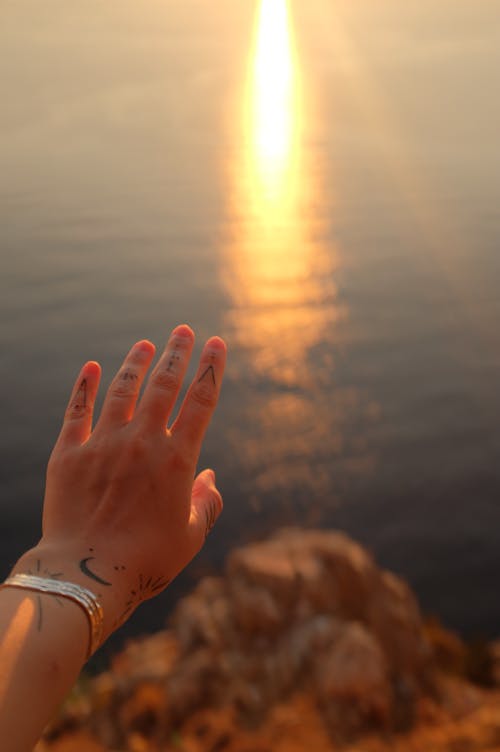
[492,641,500,687]
[166,527,431,737]
[39,528,500,751]
[423,617,468,676]
[314,622,392,739]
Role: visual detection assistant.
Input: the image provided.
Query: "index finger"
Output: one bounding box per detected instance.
[171,336,226,457]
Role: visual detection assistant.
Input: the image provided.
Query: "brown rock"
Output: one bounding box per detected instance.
[42,527,456,751]
[314,622,392,738]
[277,528,378,619]
[367,570,428,677]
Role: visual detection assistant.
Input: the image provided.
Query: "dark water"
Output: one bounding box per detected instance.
[1,1,500,658]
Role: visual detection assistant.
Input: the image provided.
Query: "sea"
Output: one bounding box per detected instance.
[1,1,500,661]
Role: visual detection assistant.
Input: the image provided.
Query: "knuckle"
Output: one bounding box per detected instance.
[110,371,140,398]
[151,368,180,393]
[81,441,101,465]
[123,435,150,463]
[169,446,192,474]
[190,381,217,409]
[46,449,62,474]
[47,446,76,476]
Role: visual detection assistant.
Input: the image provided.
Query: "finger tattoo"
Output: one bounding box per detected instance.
[198,365,216,386]
[73,379,87,411]
[204,502,218,538]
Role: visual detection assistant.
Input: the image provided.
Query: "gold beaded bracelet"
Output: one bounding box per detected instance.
[1,573,104,659]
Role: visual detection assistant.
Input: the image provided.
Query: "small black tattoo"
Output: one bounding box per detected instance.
[29,559,63,581]
[114,573,170,628]
[204,503,218,538]
[37,595,43,631]
[121,371,138,381]
[167,348,181,372]
[79,556,112,586]
[26,559,65,632]
[198,365,216,385]
[74,379,87,411]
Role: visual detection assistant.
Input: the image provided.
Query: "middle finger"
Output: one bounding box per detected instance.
[135,324,195,431]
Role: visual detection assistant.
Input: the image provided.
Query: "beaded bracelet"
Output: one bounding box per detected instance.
[1,573,104,659]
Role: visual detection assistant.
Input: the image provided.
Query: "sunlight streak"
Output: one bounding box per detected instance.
[0,597,35,704]
[251,0,295,199]
[223,0,341,386]
[218,0,374,502]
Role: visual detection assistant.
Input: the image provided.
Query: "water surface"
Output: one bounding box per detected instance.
[1,1,500,649]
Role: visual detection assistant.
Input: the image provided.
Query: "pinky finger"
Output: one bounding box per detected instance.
[57,361,102,446]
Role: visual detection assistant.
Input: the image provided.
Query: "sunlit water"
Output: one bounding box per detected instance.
[1,1,500,654]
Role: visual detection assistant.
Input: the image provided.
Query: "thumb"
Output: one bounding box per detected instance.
[188,468,223,550]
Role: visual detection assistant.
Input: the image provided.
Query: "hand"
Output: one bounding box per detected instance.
[13,324,226,640]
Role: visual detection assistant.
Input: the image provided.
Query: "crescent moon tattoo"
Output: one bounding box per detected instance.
[79,557,112,586]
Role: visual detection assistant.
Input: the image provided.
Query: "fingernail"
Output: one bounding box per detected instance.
[136,340,155,352]
[173,324,194,340]
[206,469,216,484]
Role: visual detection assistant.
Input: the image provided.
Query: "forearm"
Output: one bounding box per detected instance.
[0,326,226,750]
[0,582,88,752]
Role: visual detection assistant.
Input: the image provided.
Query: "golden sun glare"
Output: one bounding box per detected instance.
[222,0,339,388]
[252,0,295,180]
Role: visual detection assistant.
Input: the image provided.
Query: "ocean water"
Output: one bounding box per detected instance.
[1,1,500,651]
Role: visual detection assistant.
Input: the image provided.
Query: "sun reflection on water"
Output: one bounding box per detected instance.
[223,0,341,391]
[251,0,296,200]
[218,0,376,507]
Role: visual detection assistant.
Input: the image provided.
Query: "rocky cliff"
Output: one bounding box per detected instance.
[36,529,500,752]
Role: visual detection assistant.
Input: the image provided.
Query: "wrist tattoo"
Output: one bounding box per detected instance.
[114,573,170,629]
[25,559,65,632]
[79,549,112,586]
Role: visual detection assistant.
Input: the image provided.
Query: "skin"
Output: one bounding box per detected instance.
[0,324,226,751]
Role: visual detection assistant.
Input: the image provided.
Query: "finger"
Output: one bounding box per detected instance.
[57,361,102,446]
[136,324,195,430]
[171,336,227,457]
[188,469,223,552]
[95,340,156,430]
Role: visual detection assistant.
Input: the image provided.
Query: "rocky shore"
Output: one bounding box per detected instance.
[36,529,500,752]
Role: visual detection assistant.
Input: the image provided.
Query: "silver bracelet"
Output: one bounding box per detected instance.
[1,573,104,659]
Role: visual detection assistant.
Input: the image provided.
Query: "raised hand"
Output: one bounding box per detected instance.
[14,324,227,641]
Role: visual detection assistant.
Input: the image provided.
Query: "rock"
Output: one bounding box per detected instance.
[42,527,456,750]
[314,622,392,738]
[166,648,221,722]
[164,528,432,736]
[491,641,500,687]
[367,570,428,676]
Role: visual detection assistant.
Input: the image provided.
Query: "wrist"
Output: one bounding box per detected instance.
[10,543,129,643]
